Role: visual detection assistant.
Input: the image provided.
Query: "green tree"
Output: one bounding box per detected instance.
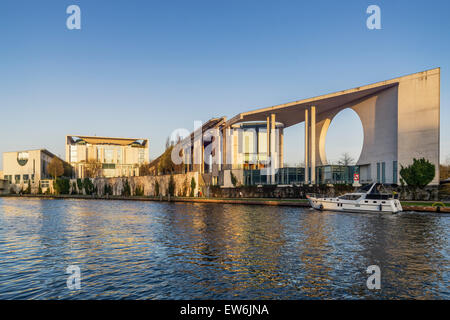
[182,177,189,197]
[77,179,83,194]
[230,171,238,187]
[37,181,42,194]
[190,177,196,197]
[53,178,70,195]
[63,162,74,178]
[71,182,77,195]
[83,178,94,195]
[104,183,113,196]
[400,158,435,188]
[25,180,31,194]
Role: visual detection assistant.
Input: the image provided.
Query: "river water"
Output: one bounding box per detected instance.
[0,198,448,299]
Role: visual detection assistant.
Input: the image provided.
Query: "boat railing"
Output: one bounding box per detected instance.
[306,193,328,199]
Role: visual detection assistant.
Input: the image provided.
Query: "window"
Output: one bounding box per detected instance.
[117,149,122,164]
[376,163,380,183]
[393,161,398,184]
[23,174,29,182]
[70,145,77,162]
[102,163,116,169]
[15,175,20,183]
[138,149,145,164]
[105,148,114,163]
[381,162,386,183]
[97,147,103,162]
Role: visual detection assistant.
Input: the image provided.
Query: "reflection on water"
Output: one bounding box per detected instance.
[0,198,448,299]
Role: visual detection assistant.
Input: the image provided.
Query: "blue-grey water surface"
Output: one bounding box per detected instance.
[0,198,448,299]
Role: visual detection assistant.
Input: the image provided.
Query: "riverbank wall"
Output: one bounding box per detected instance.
[1,194,449,212]
[208,184,441,201]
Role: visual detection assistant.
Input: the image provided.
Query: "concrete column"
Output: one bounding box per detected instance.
[270,113,276,184]
[266,115,270,158]
[222,128,227,170]
[202,143,205,174]
[266,115,270,183]
[311,106,316,184]
[304,108,309,184]
[279,128,284,168]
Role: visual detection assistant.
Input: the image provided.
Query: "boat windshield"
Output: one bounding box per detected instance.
[339,194,362,200]
[356,184,374,193]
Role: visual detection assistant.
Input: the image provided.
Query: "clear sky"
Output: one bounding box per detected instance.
[0,0,449,168]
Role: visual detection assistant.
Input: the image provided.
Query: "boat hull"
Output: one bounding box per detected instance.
[308,197,402,214]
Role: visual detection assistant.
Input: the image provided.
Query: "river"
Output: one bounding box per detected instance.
[0,198,448,299]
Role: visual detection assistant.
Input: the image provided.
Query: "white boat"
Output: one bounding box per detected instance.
[307,183,402,213]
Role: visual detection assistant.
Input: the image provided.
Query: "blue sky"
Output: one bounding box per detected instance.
[0,0,449,167]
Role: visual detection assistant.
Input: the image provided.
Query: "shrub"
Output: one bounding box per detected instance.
[154,180,160,196]
[37,181,42,195]
[53,178,71,195]
[77,179,83,194]
[25,180,31,194]
[190,177,196,197]
[122,179,131,197]
[135,185,144,196]
[230,171,238,187]
[71,182,78,195]
[182,177,188,197]
[168,175,175,196]
[9,186,16,194]
[83,178,94,195]
[104,183,113,196]
[400,158,435,188]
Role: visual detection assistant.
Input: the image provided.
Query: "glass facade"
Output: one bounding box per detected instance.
[242,165,358,186]
[393,161,398,184]
[376,163,380,183]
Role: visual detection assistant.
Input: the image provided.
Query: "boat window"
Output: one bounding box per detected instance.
[339,195,361,200]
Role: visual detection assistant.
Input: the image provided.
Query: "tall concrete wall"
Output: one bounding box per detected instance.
[312,69,440,185]
[397,68,440,185]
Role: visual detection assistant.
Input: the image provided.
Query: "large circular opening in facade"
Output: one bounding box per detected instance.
[325,108,363,165]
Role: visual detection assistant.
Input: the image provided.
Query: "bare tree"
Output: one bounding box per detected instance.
[338,152,355,166]
[47,158,64,179]
[84,159,102,178]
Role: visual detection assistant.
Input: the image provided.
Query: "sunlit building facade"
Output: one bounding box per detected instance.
[2,149,62,191]
[65,135,149,178]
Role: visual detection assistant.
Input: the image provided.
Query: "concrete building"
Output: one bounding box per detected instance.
[2,149,63,192]
[173,68,440,186]
[65,135,149,178]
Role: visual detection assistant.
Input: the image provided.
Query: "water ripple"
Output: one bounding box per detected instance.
[0,198,448,299]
